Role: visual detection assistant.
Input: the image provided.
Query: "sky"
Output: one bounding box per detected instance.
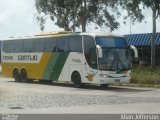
[0,0,160,39]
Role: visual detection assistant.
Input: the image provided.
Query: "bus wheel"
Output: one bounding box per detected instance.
[13,69,20,82]
[71,71,83,88]
[20,69,28,83]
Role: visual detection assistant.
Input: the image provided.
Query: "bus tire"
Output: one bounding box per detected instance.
[20,69,28,83]
[13,69,20,82]
[71,71,83,88]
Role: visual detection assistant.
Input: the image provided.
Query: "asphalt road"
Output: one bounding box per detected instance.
[0,77,160,114]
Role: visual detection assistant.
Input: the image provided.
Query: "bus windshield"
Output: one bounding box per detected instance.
[96,37,131,71]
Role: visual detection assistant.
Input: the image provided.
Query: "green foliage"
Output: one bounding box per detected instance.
[121,0,160,22]
[36,16,46,31]
[131,66,160,85]
[120,0,144,24]
[35,0,160,32]
[35,0,121,32]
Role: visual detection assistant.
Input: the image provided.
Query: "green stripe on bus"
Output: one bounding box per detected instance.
[42,52,69,81]
[42,53,59,80]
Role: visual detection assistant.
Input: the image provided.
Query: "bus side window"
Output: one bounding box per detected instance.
[3,41,9,53]
[44,38,56,52]
[7,41,15,53]
[13,40,23,53]
[83,36,97,69]
[89,47,97,68]
[57,37,69,52]
[33,38,44,52]
[23,39,33,53]
[69,36,82,53]
[2,40,23,53]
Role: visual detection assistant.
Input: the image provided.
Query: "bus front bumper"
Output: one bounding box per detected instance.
[99,76,131,84]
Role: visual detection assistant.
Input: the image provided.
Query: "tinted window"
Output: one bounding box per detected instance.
[57,37,68,52]
[24,39,33,52]
[3,41,10,53]
[0,41,1,62]
[69,36,82,53]
[0,41,2,51]
[13,40,23,53]
[45,37,56,52]
[34,38,44,52]
[2,40,23,53]
[96,37,127,48]
[83,36,97,69]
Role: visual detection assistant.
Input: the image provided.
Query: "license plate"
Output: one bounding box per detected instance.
[115,79,120,82]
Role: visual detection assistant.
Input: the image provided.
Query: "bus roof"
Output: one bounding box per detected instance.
[2,32,123,41]
[80,32,124,37]
[3,32,81,41]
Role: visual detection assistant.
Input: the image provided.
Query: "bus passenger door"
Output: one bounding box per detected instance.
[83,36,98,84]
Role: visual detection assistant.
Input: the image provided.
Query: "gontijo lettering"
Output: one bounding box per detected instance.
[18,55,38,61]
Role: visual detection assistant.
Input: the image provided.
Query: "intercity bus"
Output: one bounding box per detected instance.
[1,32,138,87]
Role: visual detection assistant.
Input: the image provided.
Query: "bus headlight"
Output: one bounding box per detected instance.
[99,74,108,78]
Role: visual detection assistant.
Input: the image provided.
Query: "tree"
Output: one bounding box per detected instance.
[142,0,160,68]
[123,0,160,68]
[35,0,121,32]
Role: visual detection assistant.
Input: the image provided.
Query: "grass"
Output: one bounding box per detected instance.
[116,66,160,88]
[131,66,160,85]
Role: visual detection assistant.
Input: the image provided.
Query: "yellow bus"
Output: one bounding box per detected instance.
[1,32,138,87]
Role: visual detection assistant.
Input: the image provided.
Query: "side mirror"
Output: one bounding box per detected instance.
[130,45,139,62]
[96,45,103,58]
